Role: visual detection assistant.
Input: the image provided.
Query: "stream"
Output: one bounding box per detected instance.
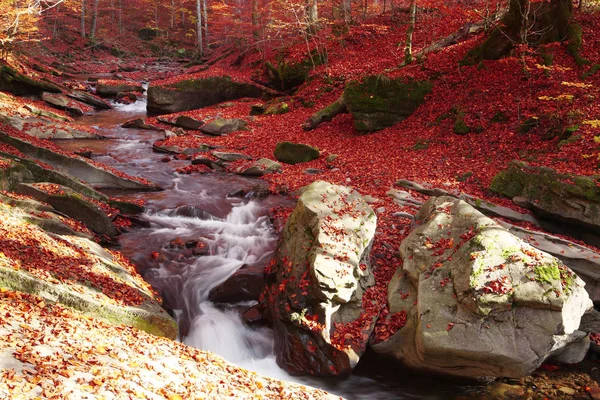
[54,90,473,399]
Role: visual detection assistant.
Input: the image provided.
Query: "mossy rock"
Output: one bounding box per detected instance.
[266,51,326,92]
[265,102,290,115]
[147,76,272,114]
[0,64,62,95]
[490,161,600,230]
[0,157,34,190]
[343,75,432,132]
[138,27,163,41]
[274,142,320,165]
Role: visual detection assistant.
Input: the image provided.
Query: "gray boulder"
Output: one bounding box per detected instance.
[274,142,320,165]
[200,118,247,136]
[147,76,273,114]
[266,181,377,376]
[372,196,592,379]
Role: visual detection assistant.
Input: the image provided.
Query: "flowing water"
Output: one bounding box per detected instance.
[55,89,475,399]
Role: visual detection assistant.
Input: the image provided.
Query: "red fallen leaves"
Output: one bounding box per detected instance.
[0,289,334,400]
[0,203,156,307]
[175,164,212,174]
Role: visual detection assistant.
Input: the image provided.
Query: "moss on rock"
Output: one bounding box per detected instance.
[343,75,432,132]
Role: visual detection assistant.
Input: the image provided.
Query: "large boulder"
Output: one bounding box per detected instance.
[343,76,432,132]
[147,76,271,114]
[265,181,377,376]
[372,196,592,379]
[491,161,600,234]
[274,142,320,165]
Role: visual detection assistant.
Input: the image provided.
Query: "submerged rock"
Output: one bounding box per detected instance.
[372,196,592,379]
[265,181,377,376]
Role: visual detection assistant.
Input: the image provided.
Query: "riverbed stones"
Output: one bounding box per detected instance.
[274,142,320,165]
[96,80,143,96]
[67,90,112,109]
[237,158,281,176]
[16,182,118,236]
[372,196,592,379]
[0,131,160,191]
[265,181,377,376]
[42,92,89,116]
[209,264,265,303]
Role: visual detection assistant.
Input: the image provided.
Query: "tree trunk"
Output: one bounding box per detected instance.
[404,0,416,64]
[118,0,123,35]
[90,0,99,39]
[155,0,159,28]
[203,0,208,45]
[171,0,175,29]
[252,0,260,39]
[52,2,61,44]
[464,0,574,63]
[196,0,203,52]
[81,0,86,37]
[342,0,351,24]
[305,0,318,35]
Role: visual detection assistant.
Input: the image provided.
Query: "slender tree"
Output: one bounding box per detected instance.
[90,0,99,39]
[196,0,203,52]
[404,0,416,64]
[81,0,86,37]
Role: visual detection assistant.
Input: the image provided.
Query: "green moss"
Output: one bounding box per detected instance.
[558,134,581,148]
[518,117,539,134]
[567,23,589,67]
[265,102,290,115]
[454,116,471,135]
[343,75,432,132]
[491,111,509,123]
[266,50,326,92]
[412,139,430,150]
[534,263,560,285]
[0,65,62,95]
